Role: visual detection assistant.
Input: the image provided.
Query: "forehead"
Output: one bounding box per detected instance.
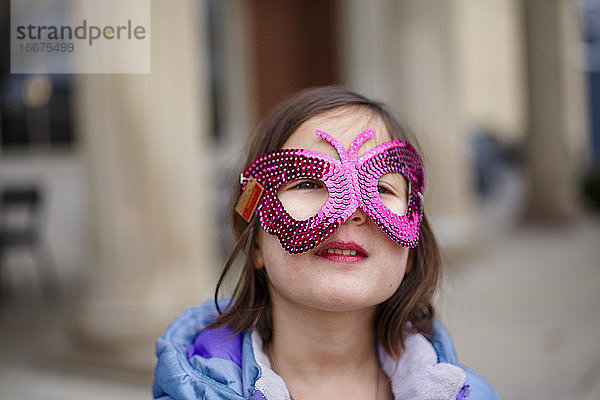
[281,107,392,158]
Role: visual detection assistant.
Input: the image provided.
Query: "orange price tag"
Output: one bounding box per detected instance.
[235,178,265,222]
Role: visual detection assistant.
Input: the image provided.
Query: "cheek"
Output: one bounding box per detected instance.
[375,236,410,292]
[257,229,298,280]
[258,230,315,300]
[387,250,409,289]
[258,228,283,264]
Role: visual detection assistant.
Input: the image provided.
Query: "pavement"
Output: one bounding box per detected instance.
[437,214,600,400]
[0,302,150,400]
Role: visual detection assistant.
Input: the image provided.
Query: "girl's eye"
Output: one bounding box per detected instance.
[291,180,322,190]
[377,173,409,215]
[377,184,391,195]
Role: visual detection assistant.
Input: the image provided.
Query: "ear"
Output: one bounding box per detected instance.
[254,243,265,269]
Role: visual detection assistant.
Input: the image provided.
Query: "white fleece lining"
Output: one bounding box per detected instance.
[252,331,291,400]
[378,334,466,400]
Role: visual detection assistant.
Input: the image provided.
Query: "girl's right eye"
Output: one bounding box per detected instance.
[290,179,322,190]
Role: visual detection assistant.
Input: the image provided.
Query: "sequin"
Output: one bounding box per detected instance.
[240,129,425,254]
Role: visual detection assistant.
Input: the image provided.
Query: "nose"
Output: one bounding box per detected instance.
[349,207,368,225]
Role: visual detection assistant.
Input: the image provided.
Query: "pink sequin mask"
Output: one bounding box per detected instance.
[240,129,425,254]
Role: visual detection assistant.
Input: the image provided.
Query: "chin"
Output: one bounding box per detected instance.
[305,288,391,312]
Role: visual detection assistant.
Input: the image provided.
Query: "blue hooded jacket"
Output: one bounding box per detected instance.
[153,301,499,400]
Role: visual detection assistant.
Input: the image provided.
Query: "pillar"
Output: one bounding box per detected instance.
[522,0,588,222]
[341,0,476,252]
[73,0,219,370]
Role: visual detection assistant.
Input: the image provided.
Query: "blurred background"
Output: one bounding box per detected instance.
[0,0,599,399]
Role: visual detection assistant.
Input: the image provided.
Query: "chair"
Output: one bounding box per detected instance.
[0,185,59,303]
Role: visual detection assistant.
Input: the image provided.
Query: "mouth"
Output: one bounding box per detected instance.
[315,240,368,263]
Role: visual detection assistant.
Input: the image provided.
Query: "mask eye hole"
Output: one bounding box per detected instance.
[378,173,408,215]
[277,178,329,220]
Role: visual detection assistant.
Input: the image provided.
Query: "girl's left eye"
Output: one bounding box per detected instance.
[377,184,391,195]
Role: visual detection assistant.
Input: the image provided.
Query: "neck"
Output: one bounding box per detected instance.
[268,292,379,377]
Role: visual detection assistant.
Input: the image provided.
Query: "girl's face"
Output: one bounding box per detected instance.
[255,107,409,312]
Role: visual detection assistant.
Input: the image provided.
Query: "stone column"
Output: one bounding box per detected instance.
[73,0,218,370]
[338,0,397,100]
[522,0,587,222]
[341,0,476,252]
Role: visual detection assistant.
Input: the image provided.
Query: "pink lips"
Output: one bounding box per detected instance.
[315,240,368,264]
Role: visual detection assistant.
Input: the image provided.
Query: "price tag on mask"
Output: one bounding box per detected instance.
[235,177,265,222]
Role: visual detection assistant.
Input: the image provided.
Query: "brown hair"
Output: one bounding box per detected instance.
[209,86,441,358]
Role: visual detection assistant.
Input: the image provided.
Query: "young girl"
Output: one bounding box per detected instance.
[153,87,498,400]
